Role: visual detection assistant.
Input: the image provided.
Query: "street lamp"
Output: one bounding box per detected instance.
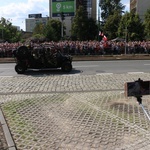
[98,0,102,41]
[1,25,5,41]
[46,15,49,23]
[1,28,3,39]
[125,27,128,54]
[61,12,65,39]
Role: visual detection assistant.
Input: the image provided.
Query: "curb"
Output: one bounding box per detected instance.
[72,54,150,61]
[0,108,17,150]
[0,55,150,63]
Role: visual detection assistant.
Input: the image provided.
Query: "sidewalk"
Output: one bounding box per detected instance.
[0,54,150,63]
[0,73,150,149]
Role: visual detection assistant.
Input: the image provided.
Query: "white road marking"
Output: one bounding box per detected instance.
[96,73,113,75]
[74,65,99,68]
[127,72,144,74]
[0,76,13,77]
[0,68,12,69]
[62,74,81,76]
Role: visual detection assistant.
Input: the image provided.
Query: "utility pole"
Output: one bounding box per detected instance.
[1,29,3,39]
[61,12,65,39]
[125,27,128,54]
[98,0,102,41]
[2,25,4,40]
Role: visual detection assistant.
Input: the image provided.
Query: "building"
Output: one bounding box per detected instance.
[25,1,98,36]
[13,25,20,31]
[49,0,76,36]
[76,0,97,20]
[130,0,150,21]
[26,14,48,32]
[49,0,98,36]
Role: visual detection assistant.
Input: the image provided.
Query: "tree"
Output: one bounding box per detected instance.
[9,25,22,42]
[44,19,64,41]
[86,18,98,40]
[100,0,125,22]
[144,9,150,40]
[32,19,64,42]
[32,22,45,41]
[33,22,44,35]
[71,5,88,40]
[118,12,145,41]
[103,11,122,39]
[0,17,21,42]
[44,20,57,41]
[71,6,98,40]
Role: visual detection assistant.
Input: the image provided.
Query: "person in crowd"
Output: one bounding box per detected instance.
[0,40,150,57]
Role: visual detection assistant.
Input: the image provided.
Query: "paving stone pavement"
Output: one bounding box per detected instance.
[0,73,150,150]
[0,122,8,150]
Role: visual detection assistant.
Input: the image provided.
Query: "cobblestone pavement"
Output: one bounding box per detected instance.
[0,73,150,150]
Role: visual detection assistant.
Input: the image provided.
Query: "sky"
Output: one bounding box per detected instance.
[0,0,130,31]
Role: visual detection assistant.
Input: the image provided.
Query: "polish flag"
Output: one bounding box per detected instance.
[103,35,108,41]
[99,31,104,37]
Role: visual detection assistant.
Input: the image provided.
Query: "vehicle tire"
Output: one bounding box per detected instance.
[61,62,72,72]
[15,64,26,74]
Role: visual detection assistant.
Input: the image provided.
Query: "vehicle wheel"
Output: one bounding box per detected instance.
[61,62,72,72]
[15,64,26,74]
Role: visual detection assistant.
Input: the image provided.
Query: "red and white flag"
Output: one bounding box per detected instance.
[99,31,104,37]
[103,35,108,41]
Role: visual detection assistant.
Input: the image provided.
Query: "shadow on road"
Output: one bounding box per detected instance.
[22,68,82,77]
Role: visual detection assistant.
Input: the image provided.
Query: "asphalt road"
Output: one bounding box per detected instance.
[0,60,150,76]
[0,60,150,150]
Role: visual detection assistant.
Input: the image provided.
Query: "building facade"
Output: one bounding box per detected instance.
[26,14,48,32]
[49,0,98,36]
[130,0,150,21]
[25,1,98,35]
[76,0,97,20]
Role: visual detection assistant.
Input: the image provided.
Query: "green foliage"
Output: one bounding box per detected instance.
[31,34,45,42]
[144,9,150,39]
[49,19,62,39]
[33,22,44,35]
[71,6,88,40]
[44,21,57,41]
[0,17,21,42]
[87,18,98,40]
[103,11,122,39]
[71,6,98,40]
[32,19,64,41]
[118,12,145,41]
[100,0,125,22]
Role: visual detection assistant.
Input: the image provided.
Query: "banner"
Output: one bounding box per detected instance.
[52,0,75,17]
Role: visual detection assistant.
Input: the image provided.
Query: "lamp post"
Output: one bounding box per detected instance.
[1,28,3,40]
[61,12,65,39]
[98,0,102,41]
[60,0,65,39]
[1,25,4,41]
[46,15,49,24]
[61,20,63,38]
[125,27,128,55]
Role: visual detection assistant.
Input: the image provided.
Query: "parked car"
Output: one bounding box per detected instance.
[13,44,73,74]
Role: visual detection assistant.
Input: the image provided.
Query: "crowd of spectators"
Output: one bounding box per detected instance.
[0,40,150,58]
[0,42,22,57]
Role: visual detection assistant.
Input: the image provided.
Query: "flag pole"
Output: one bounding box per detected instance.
[98,0,102,42]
